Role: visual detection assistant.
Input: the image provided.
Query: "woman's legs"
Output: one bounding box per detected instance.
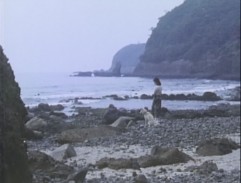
[152,98,162,118]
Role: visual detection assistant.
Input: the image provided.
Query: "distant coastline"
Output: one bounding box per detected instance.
[71,71,240,81]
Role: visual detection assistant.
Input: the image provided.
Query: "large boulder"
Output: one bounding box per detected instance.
[138,147,193,168]
[0,46,32,183]
[57,126,121,144]
[95,147,193,170]
[102,104,122,124]
[29,103,65,114]
[196,138,240,156]
[37,103,52,111]
[23,127,44,140]
[186,161,219,175]
[25,116,48,131]
[202,92,221,101]
[28,150,74,182]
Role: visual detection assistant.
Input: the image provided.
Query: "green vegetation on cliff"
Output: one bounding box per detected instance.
[134,0,240,79]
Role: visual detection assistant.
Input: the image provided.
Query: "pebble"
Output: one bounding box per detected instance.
[29,107,240,183]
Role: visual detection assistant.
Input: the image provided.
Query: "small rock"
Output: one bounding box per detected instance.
[110,116,134,129]
[67,168,88,183]
[50,144,77,161]
[196,161,218,175]
[134,174,149,183]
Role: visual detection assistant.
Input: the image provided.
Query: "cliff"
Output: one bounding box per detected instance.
[109,44,145,75]
[74,43,145,77]
[0,46,32,182]
[134,0,240,80]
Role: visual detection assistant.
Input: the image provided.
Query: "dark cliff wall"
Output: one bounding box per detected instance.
[134,0,240,79]
[0,46,32,183]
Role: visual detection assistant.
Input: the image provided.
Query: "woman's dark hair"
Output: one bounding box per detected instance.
[153,77,161,85]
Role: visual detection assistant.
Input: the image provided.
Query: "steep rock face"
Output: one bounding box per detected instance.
[109,44,145,75]
[0,46,32,183]
[134,0,240,79]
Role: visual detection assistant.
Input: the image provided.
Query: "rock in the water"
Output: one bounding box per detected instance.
[50,104,65,111]
[37,103,52,111]
[202,92,221,101]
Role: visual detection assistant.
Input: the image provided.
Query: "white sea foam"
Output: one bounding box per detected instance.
[15,73,240,109]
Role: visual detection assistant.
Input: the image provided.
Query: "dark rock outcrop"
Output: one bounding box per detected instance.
[102,104,122,125]
[140,92,222,101]
[0,46,32,182]
[28,150,74,182]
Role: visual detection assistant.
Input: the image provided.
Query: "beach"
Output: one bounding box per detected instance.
[25,102,240,183]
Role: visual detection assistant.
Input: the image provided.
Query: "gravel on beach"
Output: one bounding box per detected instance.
[27,104,240,183]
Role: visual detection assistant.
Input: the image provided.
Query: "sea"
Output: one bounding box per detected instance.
[15,72,240,113]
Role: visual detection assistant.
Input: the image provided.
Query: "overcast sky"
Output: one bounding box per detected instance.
[0,0,184,74]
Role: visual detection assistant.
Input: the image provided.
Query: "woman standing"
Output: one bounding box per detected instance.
[152,77,162,118]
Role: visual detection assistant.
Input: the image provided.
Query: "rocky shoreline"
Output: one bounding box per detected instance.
[23,102,241,183]
[60,89,241,104]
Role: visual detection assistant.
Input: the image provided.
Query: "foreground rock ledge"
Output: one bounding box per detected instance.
[96,147,194,169]
[0,45,32,183]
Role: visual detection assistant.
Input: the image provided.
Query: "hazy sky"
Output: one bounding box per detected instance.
[1,0,184,74]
